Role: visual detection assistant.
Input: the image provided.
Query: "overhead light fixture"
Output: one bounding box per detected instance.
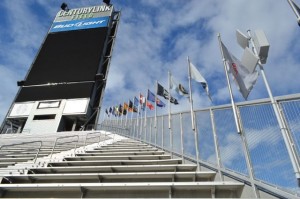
[60,2,69,12]
[103,0,111,6]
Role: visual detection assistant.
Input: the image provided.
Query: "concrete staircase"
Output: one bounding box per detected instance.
[0,138,245,198]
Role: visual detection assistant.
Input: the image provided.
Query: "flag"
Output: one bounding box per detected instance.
[118,104,123,116]
[139,94,146,111]
[220,41,259,100]
[170,74,189,97]
[133,97,139,112]
[157,83,179,105]
[128,100,137,112]
[105,108,108,115]
[146,101,154,110]
[189,61,212,101]
[123,103,128,115]
[148,89,166,107]
[109,107,112,113]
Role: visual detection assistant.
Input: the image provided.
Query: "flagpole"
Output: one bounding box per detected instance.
[216,38,242,134]
[139,93,144,141]
[287,0,300,24]
[125,101,129,127]
[187,56,200,171]
[218,33,259,197]
[155,82,158,146]
[247,30,300,183]
[136,95,141,140]
[120,104,124,127]
[131,98,135,138]
[168,71,173,158]
[144,92,148,142]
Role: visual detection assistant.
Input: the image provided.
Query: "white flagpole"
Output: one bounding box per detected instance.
[130,97,134,137]
[125,100,129,127]
[187,56,200,171]
[136,95,141,140]
[130,98,134,125]
[187,57,196,131]
[287,0,300,24]
[155,83,158,128]
[144,93,148,142]
[218,33,259,197]
[247,30,300,183]
[216,38,242,134]
[167,72,172,129]
[139,93,144,140]
[155,82,158,146]
[168,71,173,158]
[144,92,148,127]
[120,104,124,127]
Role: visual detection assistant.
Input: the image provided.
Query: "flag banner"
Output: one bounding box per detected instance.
[146,101,154,110]
[139,94,146,111]
[109,107,112,113]
[156,98,166,107]
[170,74,189,97]
[133,97,139,112]
[220,41,259,100]
[123,103,129,110]
[147,90,156,102]
[157,83,179,105]
[189,61,212,101]
[122,103,128,115]
[148,89,166,107]
[105,108,108,115]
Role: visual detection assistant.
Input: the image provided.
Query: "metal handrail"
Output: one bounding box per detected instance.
[50,135,79,159]
[0,141,42,163]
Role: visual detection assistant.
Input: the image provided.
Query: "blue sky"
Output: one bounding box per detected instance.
[0,0,300,122]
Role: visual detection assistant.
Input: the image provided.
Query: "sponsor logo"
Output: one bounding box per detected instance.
[232,63,238,75]
[50,17,109,33]
[56,6,111,20]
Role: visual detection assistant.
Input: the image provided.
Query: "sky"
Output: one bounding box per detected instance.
[0,0,300,194]
[0,0,300,122]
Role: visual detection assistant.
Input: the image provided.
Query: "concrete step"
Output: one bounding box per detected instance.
[0,181,244,198]
[64,155,171,161]
[28,164,198,174]
[47,159,183,167]
[77,151,165,156]
[1,171,216,184]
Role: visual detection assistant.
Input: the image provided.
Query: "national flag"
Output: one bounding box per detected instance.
[220,41,259,100]
[109,107,112,113]
[147,90,156,102]
[147,89,166,107]
[189,61,212,101]
[133,97,139,112]
[170,74,189,97]
[157,83,179,105]
[123,103,128,115]
[146,101,154,110]
[139,94,146,111]
[156,98,166,107]
[105,108,108,115]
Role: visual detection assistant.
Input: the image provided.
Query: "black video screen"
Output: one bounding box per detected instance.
[24,27,108,86]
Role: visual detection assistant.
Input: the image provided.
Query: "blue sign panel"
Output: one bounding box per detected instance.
[50,16,109,33]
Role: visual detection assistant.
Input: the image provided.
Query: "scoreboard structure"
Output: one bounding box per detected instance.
[1,4,120,134]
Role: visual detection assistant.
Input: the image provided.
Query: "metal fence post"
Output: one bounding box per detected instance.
[210,109,223,181]
[180,113,185,163]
